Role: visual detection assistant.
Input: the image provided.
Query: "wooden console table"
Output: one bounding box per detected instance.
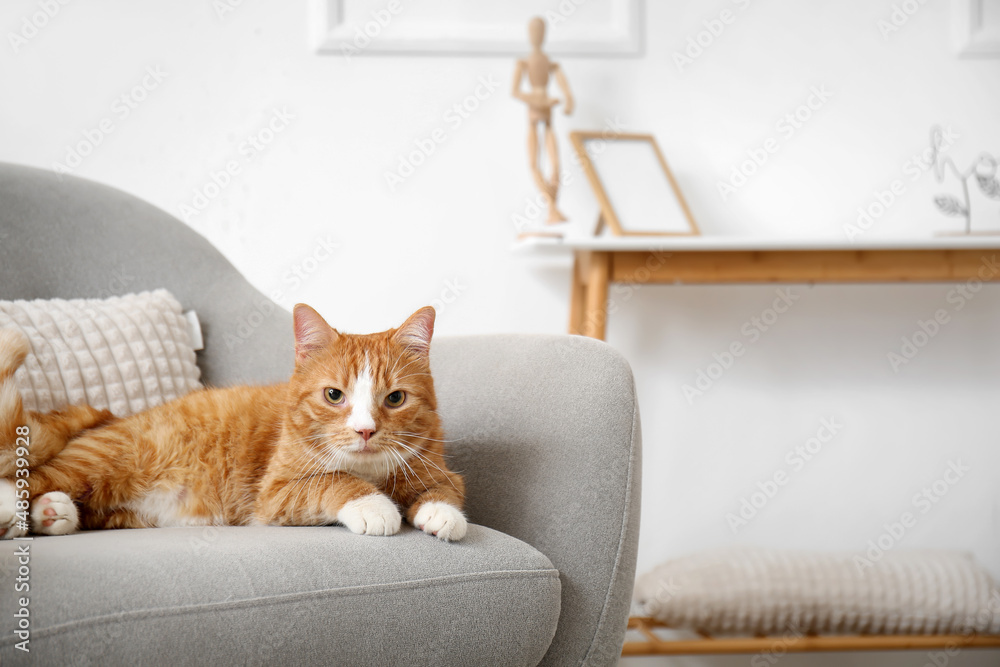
[518,236,1000,340]
[520,234,1000,657]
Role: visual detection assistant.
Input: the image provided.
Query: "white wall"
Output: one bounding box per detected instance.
[3,1,999,665]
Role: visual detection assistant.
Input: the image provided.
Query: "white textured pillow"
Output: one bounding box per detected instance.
[634,547,1000,636]
[0,290,202,416]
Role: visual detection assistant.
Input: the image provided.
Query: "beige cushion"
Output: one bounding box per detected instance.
[634,547,1000,636]
[0,290,201,416]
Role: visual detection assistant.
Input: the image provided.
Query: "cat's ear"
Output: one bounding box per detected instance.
[293,304,338,363]
[393,306,435,357]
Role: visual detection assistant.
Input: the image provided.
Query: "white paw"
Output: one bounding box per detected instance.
[337,494,401,536]
[31,491,79,536]
[0,479,28,539]
[414,501,467,542]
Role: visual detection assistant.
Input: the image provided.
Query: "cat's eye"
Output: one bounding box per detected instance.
[325,388,345,405]
[385,390,405,408]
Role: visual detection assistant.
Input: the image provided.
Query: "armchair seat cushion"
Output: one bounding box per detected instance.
[0,524,561,666]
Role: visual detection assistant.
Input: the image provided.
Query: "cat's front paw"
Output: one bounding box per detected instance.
[414,501,467,542]
[0,479,28,539]
[31,491,79,536]
[337,494,401,536]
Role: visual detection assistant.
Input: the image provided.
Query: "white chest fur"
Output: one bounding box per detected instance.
[129,487,217,527]
[337,452,399,485]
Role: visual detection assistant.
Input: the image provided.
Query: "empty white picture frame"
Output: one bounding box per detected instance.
[570,131,700,237]
[953,0,1000,56]
[310,0,642,56]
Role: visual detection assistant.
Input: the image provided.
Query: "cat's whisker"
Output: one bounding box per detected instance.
[291,446,342,521]
[392,372,432,381]
[391,356,423,378]
[393,450,427,493]
[387,349,408,379]
[388,439,461,493]
[273,445,340,516]
[271,460,325,516]
[392,435,460,462]
[291,433,346,450]
[384,444,422,492]
[386,452,398,498]
[394,432,462,444]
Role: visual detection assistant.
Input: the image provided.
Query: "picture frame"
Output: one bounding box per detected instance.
[309,0,642,56]
[570,131,700,237]
[952,0,1000,57]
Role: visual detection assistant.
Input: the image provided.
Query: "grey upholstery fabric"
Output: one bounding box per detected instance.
[0,164,642,665]
[0,163,294,386]
[431,335,642,667]
[0,525,561,666]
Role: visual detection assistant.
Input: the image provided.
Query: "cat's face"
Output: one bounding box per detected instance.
[284,305,439,481]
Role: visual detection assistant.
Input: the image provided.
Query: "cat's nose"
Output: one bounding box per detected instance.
[356,428,375,442]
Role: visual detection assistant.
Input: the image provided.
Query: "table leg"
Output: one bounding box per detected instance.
[583,251,610,341]
[569,252,588,336]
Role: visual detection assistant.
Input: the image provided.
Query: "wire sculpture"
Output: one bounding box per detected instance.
[930,125,1000,235]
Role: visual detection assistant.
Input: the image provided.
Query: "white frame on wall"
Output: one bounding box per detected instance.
[310,0,642,56]
[952,0,1000,56]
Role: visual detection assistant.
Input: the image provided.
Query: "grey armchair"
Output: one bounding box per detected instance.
[0,163,641,666]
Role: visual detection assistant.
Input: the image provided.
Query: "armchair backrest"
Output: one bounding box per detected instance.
[0,163,294,386]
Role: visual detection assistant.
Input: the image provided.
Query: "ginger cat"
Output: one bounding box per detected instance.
[0,305,467,541]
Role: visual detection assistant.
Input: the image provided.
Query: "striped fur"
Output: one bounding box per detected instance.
[0,306,466,541]
[0,329,115,479]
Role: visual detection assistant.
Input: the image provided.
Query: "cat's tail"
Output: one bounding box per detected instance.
[0,328,30,445]
[0,329,115,476]
[0,329,31,476]
[0,329,29,378]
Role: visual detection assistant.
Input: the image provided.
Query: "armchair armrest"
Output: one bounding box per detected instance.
[431,334,642,666]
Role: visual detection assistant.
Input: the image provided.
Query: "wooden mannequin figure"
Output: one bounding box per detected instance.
[512,16,574,231]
